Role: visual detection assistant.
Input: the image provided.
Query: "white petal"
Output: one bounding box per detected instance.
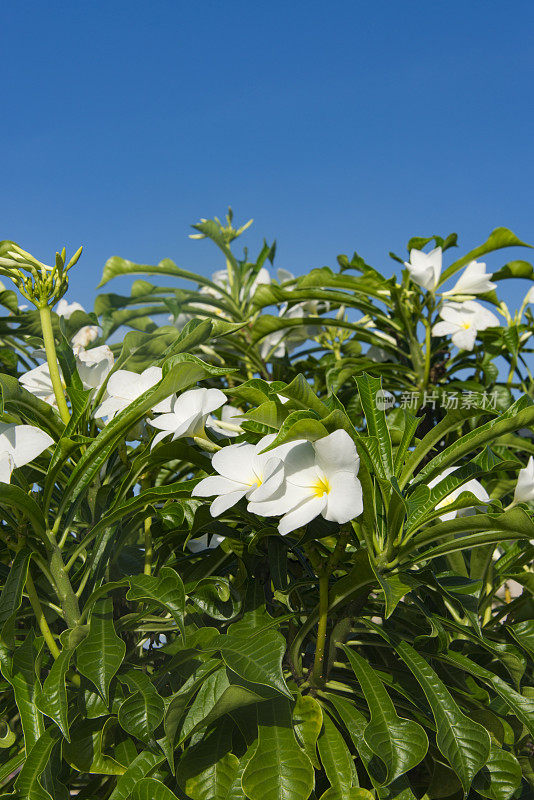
[324,473,363,522]
[451,327,477,351]
[150,429,172,449]
[212,442,257,482]
[432,321,458,337]
[278,494,327,535]
[0,453,14,483]
[0,425,54,468]
[94,396,127,420]
[192,475,246,498]
[248,483,309,517]
[313,430,359,475]
[210,488,249,517]
[247,461,285,502]
[514,456,534,503]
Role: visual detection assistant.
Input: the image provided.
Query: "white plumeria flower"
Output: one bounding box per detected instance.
[207,404,242,438]
[56,299,100,348]
[248,429,363,535]
[148,388,226,448]
[76,345,114,390]
[94,366,171,421]
[192,433,292,517]
[427,466,490,521]
[19,362,59,406]
[186,533,225,553]
[442,260,496,297]
[432,300,499,350]
[513,456,534,504]
[0,423,54,484]
[404,247,442,291]
[525,286,534,304]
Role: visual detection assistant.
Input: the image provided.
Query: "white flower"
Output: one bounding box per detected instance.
[513,456,534,504]
[443,260,496,297]
[94,366,171,421]
[56,299,85,317]
[19,363,59,406]
[0,423,54,484]
[192,433,292,517]
[76,345,114,390]
[207,404,242,438]
[428,466,490,521]
[432,300,499,350]
[56,299,100,348]
[72,326,99,348]
[248,429,363,535]
[524,287,534,305]
[148,388,226,448]
[404,247,442,291]
[186,533,225,553]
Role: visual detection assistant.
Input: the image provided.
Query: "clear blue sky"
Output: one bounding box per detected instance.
[2,1,533,310]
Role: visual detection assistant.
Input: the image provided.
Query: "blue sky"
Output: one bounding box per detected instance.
[2,1,534,310]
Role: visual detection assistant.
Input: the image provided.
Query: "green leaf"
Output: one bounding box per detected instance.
[293,693,323,769]
[131,778,180,799]
[0,632,44,752]
[14,725,61,800]
[492,259,534,281]
[182,726,242,800]
[317,708,358,797]
[214,627,292,698]
[355,373,394,478]
[126,567,185,639]
[63,718,126,775]
[0,485,47,540]
[442,650,534,738]
[35,642,74,740]
[0,548,30,639]
[0,373,62,437]
[342,647,428,783]
[440,227,533,284]
[108,751,165,800]
[413,401,534,488]
[242,698,314,800]
[76,598,126,704]
[396,642,490,795]
[472,744,522,800]
[118,670,165,742]
[277,374,329,417]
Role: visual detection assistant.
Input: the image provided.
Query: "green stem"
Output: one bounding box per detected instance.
[26,570,60,659]
[312,572,329,686]
[144,515,153,576]
[48,542,81,627]
[38,304,70,425]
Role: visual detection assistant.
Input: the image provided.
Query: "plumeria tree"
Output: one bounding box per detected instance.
[0,214,533,800]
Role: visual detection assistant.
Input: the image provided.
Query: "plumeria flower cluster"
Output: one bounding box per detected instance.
[404,247,500,351]
[20,345,114,407]
[193,429,363,535]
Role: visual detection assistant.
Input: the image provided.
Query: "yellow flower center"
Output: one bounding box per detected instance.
[461,321,472,330]
[312,475,331,497]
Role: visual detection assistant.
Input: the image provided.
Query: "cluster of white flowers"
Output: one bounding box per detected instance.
[193,429,364,535]
[404,248,500,351]
[20,345,115,407]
